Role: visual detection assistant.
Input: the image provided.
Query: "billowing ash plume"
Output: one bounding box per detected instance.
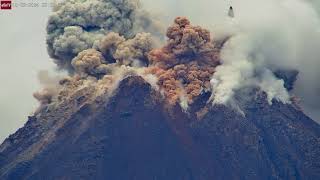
[33,71,62,110]
[140,0,320,121]
[34,0,320,119]
[47,0,162,70]
[36,0,161,113]
[98,32,155,66]
[71,49,107,76]
[41,12,225,113]
[147,17,223,107]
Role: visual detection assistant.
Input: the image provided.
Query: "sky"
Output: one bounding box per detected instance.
[0,0,319,143]
[0,1,55,142]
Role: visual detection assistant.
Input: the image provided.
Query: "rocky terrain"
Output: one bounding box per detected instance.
[0,76,319,180]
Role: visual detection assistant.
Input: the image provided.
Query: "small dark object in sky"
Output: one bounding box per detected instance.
[228,6,235,18]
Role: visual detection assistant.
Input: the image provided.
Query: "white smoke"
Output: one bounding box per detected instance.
[213,0,320,121]
[143,0,320,121]
[210,26,291,106]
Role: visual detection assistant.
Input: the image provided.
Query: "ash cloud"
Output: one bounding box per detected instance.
[147,17,221,106]
[98,32,155,66]
[33,71,63,111]
[149,0,320,121]
[41,9,223,113]
[34,0,320,122]
[37,0,161,112]
[47,0,162,70]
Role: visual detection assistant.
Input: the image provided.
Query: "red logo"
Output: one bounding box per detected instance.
[1,1,11,10]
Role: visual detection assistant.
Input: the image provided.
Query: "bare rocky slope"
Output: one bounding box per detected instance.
[0,76,319,180]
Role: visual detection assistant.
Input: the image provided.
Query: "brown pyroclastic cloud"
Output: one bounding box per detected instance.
[147,17,223,106]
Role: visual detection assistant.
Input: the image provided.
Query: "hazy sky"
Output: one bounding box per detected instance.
[0,0,319,143]
[0,2,55,142]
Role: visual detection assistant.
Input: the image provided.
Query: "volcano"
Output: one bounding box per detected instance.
[0,76,319,180]
[1,1,320,178]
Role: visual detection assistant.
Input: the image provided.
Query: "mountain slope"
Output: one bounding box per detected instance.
[0,76,319,180]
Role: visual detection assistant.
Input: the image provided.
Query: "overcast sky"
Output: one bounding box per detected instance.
[0,0,319,143]
[0,2,55,143]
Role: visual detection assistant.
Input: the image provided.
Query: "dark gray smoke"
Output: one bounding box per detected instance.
[47,0,162,70]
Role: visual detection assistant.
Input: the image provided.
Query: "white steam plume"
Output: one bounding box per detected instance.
[145,0,320,121]
[215,0,320,121]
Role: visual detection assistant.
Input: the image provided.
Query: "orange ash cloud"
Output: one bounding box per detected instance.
[146,17,224,105]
